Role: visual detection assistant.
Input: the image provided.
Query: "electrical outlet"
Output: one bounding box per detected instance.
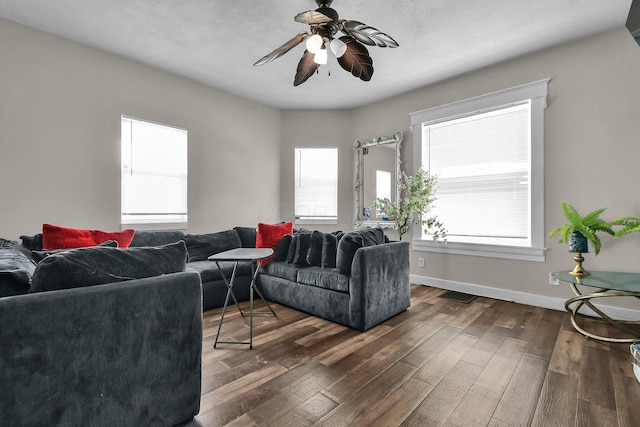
[418,258,425,267]
[549,273,559,286]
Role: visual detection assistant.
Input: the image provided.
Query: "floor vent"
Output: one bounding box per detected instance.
[440,290,477,304]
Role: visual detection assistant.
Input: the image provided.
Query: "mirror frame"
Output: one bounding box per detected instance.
[354,131,403,229]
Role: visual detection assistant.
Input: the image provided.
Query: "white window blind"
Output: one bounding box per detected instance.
[294,148,338,224]
[121,116,188,228]
[423,102,531,245]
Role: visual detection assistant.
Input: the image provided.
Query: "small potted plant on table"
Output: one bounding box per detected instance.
[548,201,635,276]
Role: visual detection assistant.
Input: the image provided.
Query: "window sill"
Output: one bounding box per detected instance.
[295,218,338,226]
[122,222,188,231]
[413,238,546,262]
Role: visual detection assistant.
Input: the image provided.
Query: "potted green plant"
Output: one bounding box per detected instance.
[548,202,637,276]
[548,202,616,256]
[374,167,446,241]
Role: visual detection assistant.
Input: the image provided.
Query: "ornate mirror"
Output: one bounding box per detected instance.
[354,131,403,229]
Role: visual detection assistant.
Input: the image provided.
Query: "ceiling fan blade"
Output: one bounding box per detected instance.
[294,50,318,86]
[253,33,309,66]
[294,10,333,25]
[337,36,373,81]
[340,20,399,48]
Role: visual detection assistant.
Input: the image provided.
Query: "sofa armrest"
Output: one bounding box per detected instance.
[0,271,203,426]
[348,241,411,331]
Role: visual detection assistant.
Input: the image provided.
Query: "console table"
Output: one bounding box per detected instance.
[552,271,640,343]
[209,248,276,349]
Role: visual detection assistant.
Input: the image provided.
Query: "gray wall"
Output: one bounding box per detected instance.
[280,109,355,232]
[0,17,281,240]
[282,27,640,310]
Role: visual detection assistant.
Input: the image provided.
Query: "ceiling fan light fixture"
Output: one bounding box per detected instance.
[253,0,399,86]
[313,45,328,65]
[305,34,323,54]
[330,38,347,58]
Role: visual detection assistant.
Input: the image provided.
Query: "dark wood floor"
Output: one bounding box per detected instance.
[185,285,640,427]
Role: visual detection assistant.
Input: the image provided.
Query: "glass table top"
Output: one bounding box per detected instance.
[553,271,640,293]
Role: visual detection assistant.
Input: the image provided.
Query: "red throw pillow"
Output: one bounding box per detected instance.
[256,222,293,265]
[42,224,135,250]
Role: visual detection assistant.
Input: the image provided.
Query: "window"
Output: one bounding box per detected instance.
[376,170,391,217]
[121,116,188,229]
[410,79,549,261]
[294,147,338,224]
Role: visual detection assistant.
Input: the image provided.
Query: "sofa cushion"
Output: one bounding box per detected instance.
[129,230,185,247]
[42,224,135,250]
[293,232,311,268]
[187,260,252,283]
[297,267,349,293]
[286,234,298,263]
[0,239,36,293]
[31,241,188,293]
[359,227,386,246]
[336,232,364,275]
[274,234,292,262]
[321,233,338,269]
[306,231,324,267]
[184,230,241,261]
[233,226,257,248]
[256,222,293,265]
[261,261,299,282]
[31,240,118,262]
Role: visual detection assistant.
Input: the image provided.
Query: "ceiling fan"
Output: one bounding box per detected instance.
[253,0,399,86]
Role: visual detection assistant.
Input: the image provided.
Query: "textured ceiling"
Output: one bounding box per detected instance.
[0,0,632,109]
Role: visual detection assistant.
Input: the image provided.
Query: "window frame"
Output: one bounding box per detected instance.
[410,79,549,262]
[121,115,188,231]
[294,147,339,226]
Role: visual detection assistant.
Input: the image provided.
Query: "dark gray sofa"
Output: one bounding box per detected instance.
[0,239,203,426]
[258,229,411,331]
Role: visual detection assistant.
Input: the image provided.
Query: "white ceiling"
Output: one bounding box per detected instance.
[0,0,632,109]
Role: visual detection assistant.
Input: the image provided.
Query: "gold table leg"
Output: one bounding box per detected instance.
[565,283,640,344]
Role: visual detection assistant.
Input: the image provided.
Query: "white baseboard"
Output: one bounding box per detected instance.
[411,274,640,322]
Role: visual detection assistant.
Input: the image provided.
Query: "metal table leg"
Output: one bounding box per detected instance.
[213,259,277,349]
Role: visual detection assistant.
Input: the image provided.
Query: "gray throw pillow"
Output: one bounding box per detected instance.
[20,234,43,251]
[306,231,324,267]
[336,232,364,275]
[31,240,118,263]
[0,239,37,289]
[233,226,257,248]
[293,233,311,267]
[31,241,188,293]
[274,234,292,262]
[286,234,298,263]
[129,230,185,247]
[321,233,338,269]
[358,227,386,246]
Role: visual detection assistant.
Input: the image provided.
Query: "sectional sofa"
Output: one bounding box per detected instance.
[0,224,410,425]
[4,225,410,329]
